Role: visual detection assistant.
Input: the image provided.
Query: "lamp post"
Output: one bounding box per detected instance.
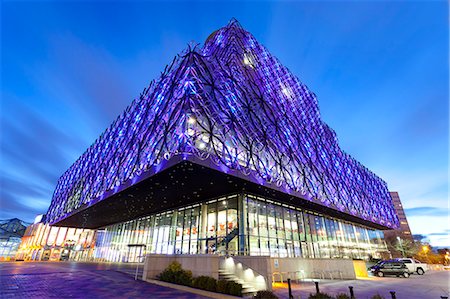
[397,236,405,257]
[422,245,429,263]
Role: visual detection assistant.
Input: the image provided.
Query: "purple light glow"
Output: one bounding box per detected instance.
[46,20,399,229]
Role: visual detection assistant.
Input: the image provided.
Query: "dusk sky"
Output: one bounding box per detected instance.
[2,1,448,246]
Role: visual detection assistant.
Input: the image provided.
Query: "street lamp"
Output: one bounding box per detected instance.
[397,236,405,257]
[421,245,430,264]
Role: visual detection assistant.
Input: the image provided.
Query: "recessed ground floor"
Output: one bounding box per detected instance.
[17,192,390,264]
[93,192,389,263]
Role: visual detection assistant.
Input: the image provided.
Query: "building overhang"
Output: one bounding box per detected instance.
[51,155,390,230]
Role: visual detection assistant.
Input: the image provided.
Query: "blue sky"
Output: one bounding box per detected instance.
[2,1,448,246]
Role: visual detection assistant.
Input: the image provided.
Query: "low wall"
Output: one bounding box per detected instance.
[428,264,445,271]
[142,254,220,280]
[143,254,364,286]
[270,257,359,281]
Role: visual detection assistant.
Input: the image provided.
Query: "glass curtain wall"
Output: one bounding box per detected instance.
[94,194,239,262]
[93,192,387,262]
[243,194,387,259]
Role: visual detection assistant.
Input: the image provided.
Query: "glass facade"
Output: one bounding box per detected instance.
[93,193,388,262]
[0,218,29,261]
[15,223,96,262]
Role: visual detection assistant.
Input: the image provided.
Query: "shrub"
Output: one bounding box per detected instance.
[158,263,242,296]
[226,280,243,296]
[336,294,351,299]
[253,290,279,299]
[176,270,193,286]
[217,279,228,293]
[205,276,217,292]
[371,295,385,299]
[216,279,243,296]
[158,261,193,286]
[192,276,206,289]
[192,276,217,292]
[308,293,334,299]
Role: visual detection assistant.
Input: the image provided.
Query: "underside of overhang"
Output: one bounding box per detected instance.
[52,160,389,230]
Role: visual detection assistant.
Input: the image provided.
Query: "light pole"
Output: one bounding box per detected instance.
[422,245,429,263]
[397,236,405,257]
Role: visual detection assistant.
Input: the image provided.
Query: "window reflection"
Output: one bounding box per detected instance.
[92,193,388,262]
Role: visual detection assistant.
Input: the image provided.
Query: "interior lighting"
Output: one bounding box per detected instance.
[201,134,210,143]
[281,87,291,97]
[188,117,196,125]
[243,53,254,68]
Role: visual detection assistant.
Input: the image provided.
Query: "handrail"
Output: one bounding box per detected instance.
[217,228,239,248]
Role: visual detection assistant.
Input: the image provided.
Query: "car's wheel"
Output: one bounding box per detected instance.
[377,271,384,277]
[417,268,425,275]
[403,272,410,278]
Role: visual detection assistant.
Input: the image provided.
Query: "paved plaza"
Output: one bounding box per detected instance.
[1,262,449,299]
[0,261,209,299]
[273,271,450,299]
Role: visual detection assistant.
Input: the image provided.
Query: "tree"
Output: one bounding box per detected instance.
[394,238,418,257]
[384,236,418,258]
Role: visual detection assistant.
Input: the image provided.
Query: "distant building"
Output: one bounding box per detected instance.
[0,218,30,260]
[16,215,95,262]
[384,192,413,241]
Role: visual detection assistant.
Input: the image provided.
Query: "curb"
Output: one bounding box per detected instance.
[145,279,242,299]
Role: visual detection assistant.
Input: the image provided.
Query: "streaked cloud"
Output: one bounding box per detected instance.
[1,1,447,247]
[405,207,449,217]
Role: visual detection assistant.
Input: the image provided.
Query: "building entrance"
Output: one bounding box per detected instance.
[127,244,145,263]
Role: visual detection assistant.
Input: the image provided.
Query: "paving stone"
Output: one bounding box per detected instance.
[0,262,209,299]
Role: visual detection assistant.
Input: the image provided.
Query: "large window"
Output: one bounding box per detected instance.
[93,192,387,262]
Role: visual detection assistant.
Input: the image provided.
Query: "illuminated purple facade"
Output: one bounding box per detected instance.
[46,20,398,232]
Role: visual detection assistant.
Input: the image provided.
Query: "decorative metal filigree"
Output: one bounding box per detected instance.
[46,20,399,229]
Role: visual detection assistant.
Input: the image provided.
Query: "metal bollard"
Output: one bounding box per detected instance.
[348,286,355,299]
[390,291,396,299]
[315,281,320,294]
[287,278,293,299]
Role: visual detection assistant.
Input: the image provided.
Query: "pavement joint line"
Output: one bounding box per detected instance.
[145,279,242,299]
[0,271,86,277]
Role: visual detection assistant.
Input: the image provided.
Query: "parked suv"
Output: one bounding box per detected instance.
[369,261,410,278]
[394,258,427,275]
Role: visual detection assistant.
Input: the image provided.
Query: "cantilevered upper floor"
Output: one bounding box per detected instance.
[46,20,399,230]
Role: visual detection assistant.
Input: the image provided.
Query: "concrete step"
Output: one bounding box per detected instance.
[218,275,236,278]
[218,274,235,277]
[218,275,236,280]
[241,284,254,288]
[218,267,258,296]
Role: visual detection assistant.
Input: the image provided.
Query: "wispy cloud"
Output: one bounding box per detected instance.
[1,1,447,250]
[405,207,449,217]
